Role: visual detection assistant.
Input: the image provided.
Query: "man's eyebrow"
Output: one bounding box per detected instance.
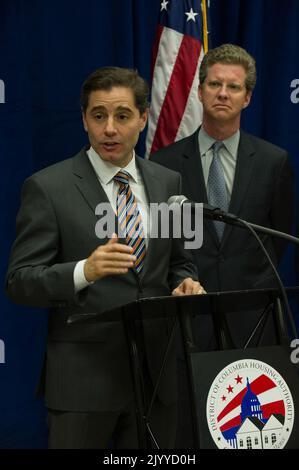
[90,105,133,113]
[115,106,133,113]
[90,105,106,113]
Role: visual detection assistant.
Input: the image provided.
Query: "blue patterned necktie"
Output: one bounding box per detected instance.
[114,171,146,274]
[208,141,229,240]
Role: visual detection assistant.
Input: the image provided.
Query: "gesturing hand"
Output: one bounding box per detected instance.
[84,233,136,282]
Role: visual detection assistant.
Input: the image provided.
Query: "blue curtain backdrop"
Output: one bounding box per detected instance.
[0,0,298,448]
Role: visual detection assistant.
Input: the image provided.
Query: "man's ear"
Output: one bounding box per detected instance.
[82,110,88,131]
[243,90,252,109]
[139,109,148,132]
[198,85,203,103]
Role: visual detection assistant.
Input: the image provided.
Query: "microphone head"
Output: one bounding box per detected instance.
[167,195,188,206]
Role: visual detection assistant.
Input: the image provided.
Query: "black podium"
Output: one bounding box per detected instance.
[68,287,299,449]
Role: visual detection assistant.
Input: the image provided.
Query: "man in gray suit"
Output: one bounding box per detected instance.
[6,67,205,449]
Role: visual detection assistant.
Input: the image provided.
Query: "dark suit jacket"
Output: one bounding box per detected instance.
[151,129,294,293]
[6,148,197,412]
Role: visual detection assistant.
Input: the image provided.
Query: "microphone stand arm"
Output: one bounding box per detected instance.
[204,205,299,246]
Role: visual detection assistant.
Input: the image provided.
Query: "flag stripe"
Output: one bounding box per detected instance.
[175,47,204,140]
[146,0,209,158]
[149,34,202,154]
[146,27,183,155]
[150,23,164,79]
[220,415,242,433]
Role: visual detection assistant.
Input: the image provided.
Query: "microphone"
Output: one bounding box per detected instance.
[167,195,299,338]
[167,195,239,223]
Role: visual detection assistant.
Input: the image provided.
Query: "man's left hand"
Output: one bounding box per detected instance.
[172,277,206,296]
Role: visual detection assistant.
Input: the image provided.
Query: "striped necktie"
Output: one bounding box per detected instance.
[114,171,146,274]
[208,141,229,240]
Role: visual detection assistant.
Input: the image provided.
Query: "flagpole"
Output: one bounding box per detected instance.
[201,0,209,52]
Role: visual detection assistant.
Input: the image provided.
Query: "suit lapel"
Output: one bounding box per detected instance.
[180,130,207,203]
[72,148,110,212]
[181,130,220,245]
[221,131,256,247]
[72,148,118,243]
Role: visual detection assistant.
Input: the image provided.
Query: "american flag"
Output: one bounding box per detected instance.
[146,0,210,157]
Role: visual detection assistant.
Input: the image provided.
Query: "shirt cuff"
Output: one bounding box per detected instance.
[74,259,93,293]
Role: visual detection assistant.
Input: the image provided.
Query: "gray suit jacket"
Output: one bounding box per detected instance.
[6,148,198,411]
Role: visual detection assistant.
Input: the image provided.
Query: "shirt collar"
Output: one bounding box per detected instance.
[198,127,240,160]
[87,146,138,185]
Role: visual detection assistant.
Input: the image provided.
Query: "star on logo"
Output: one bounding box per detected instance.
[185,7,199,22]
[161,0,169,11]
[227,385,234,394]
[235,375,243,384]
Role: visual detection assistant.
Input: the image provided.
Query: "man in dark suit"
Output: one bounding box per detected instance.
[5,67,205,449]
[151,44,294,348]
[151,43,294,449]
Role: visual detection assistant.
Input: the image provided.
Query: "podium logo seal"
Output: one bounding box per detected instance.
[206,359,294,449]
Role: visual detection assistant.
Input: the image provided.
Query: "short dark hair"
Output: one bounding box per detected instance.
[199,44,257,92]
[80,66,149,114]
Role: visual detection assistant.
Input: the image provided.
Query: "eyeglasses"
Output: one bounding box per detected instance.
[206,80,245,93]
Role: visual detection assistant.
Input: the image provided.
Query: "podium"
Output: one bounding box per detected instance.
[68,287,299,449]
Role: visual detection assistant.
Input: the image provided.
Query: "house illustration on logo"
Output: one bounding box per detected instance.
[226,378,284,449]
[261,415,284,449]
[236,416,264,449]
